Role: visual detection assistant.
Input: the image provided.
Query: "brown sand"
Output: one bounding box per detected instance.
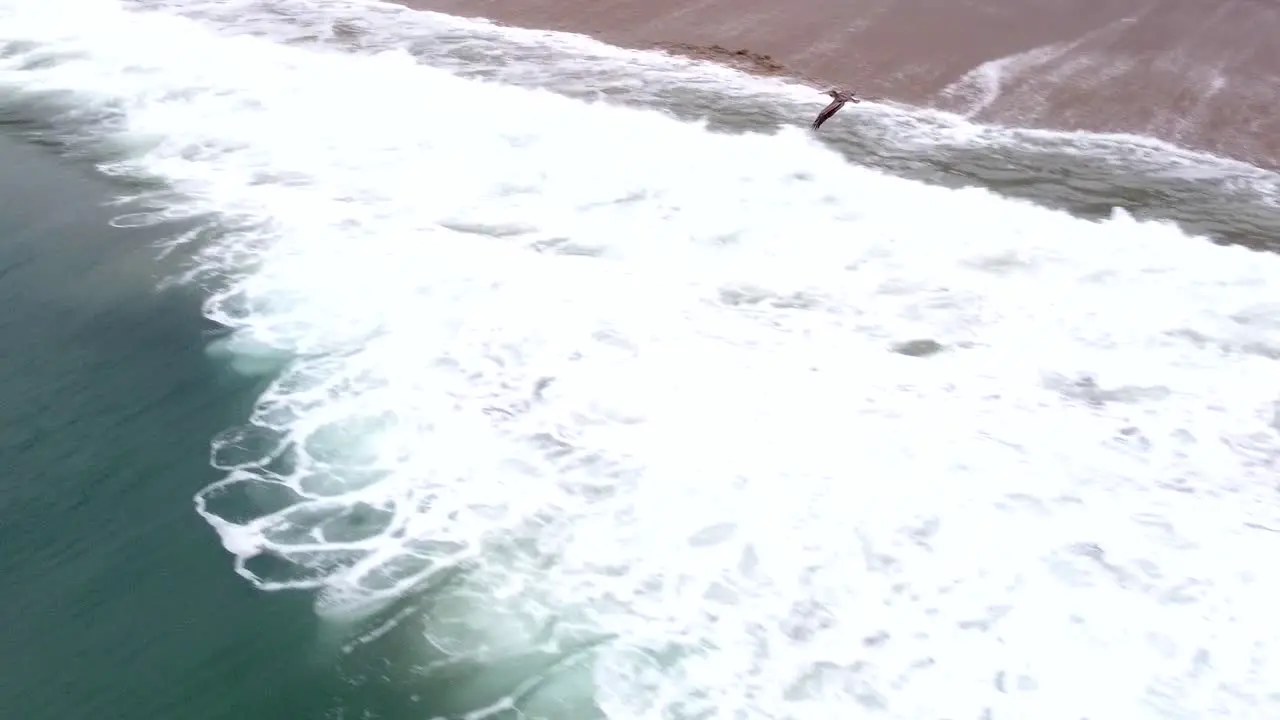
[394,0,1280,169]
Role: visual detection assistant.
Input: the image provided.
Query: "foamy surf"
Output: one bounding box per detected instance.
[3,0,1280,717]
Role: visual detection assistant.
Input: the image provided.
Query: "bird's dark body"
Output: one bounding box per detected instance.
[810,89,860,130]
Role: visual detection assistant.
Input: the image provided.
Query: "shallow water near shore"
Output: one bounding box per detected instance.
[2,0,1280,719]
[140,0,1280,249]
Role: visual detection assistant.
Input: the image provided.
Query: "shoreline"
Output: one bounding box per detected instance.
[393,0,1280,170]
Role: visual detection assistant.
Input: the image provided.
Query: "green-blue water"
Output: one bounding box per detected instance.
[0,132,331,719]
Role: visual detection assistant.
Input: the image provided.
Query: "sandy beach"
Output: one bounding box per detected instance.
[396,0,1280,169]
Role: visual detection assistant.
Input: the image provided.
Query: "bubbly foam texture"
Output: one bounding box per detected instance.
[132,0,1280,199]
[5,0,1280,717]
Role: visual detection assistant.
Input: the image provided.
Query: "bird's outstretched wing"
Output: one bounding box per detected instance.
[811,98,846,130]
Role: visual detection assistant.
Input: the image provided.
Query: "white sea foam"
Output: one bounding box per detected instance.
[3,0,1280,717]
[134,0,1280,195]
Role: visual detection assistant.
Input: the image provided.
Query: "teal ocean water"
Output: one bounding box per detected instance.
[0,133,329,718]
[3,1,1280,719]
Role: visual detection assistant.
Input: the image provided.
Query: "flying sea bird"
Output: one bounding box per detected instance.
[810,88,860,130]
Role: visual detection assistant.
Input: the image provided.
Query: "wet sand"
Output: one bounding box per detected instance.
[395,0,1280,169]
